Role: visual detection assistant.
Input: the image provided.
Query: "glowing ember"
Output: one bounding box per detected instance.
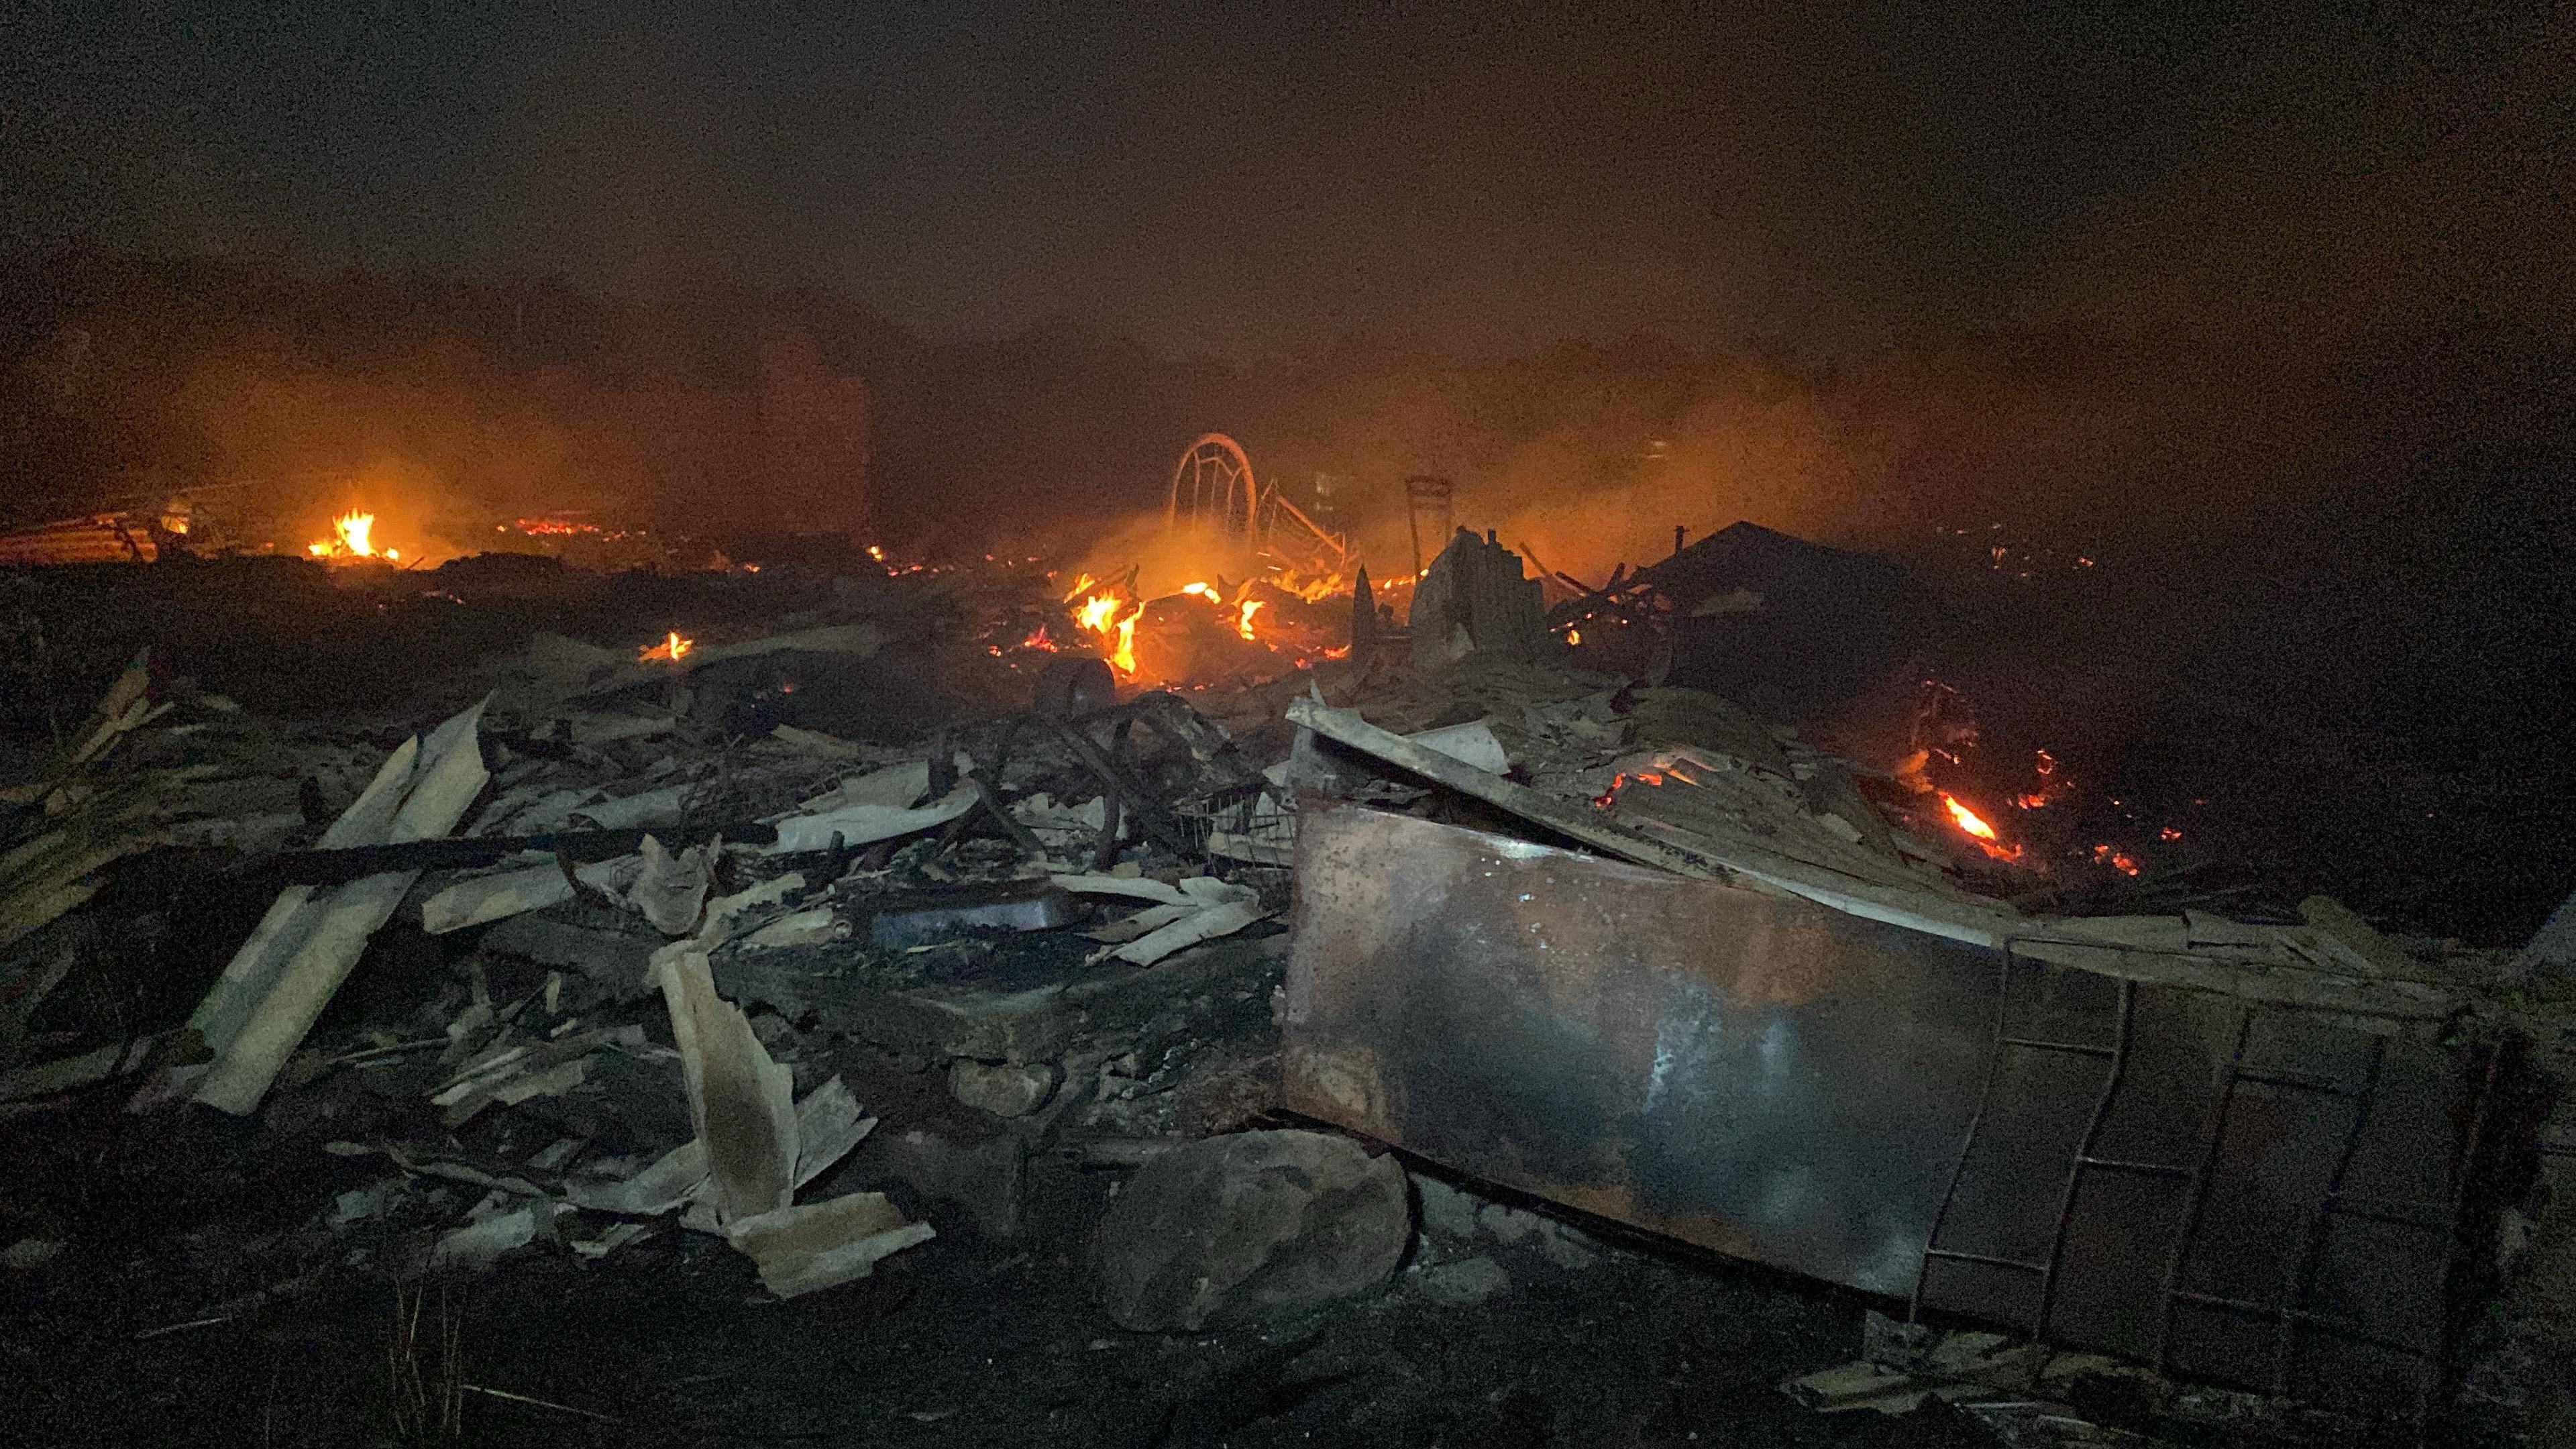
[1021,624,1059,651]
[1236,598,1266,640]
[1180,581,1217,599]
[2092,843,2142,876]
[2015,749,2063,810]
[640,631,694,662]
[1566,627,1582,645]
[867,544,885,561]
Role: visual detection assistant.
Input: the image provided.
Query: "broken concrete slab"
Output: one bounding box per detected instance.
[714,951,1077,1063]
[1094,1128,1409,1332]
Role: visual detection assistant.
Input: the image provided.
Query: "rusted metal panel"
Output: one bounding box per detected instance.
[1280,801,2002,1295]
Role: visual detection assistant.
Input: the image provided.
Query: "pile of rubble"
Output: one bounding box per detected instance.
[0,527,2569,1446]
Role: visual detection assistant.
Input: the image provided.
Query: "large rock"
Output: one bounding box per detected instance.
[951,1059,1058,1118]
[1097,1129,1409,1331]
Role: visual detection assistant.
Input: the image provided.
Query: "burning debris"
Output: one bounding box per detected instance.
[306,510,396,563]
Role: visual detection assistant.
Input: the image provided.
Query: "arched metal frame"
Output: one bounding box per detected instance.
[1166,433,1261,535]
[1165,431,1352,576]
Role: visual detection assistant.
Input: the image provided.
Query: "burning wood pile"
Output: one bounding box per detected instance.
[0,515,2568,1446]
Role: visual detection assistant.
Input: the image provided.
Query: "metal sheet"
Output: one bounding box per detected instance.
[1281,801,2002,1295]
[1280,802,2500,1421]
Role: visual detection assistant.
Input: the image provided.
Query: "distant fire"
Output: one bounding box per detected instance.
[307,509,396,562]
[640,631,694,662]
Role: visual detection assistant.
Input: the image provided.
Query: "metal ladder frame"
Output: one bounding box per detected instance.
[1913,949,2491,1419]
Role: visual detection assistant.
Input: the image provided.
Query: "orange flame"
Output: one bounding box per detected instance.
[1075,593,1121,633]
[1939,791,2023,861]
[1940,792,2000,841]
[1236,598,1266,640]
[307,509,385,561]
[1071,591,1144,677]
[1108,604,1142,676]
[640,631,694,662]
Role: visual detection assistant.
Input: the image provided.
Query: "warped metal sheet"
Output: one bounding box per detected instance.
[1280,801,2000,1295]
[1279,802,2500,1421]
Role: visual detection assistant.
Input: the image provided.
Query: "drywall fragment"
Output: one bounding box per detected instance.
[1051,875,1189,906]
[1083,902,1195,945]
[427,1207,537,1275]
[196,700,491,1116]
[421,855,633,935]
[1090,900,1265,967]
[655,948,796,1224]
[765,783,978,855]
[724,1191,934,1299]
[627,834,716,936]
[191,735,421,1050]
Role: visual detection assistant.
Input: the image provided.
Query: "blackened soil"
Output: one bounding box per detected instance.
[0,1127,1998,1449]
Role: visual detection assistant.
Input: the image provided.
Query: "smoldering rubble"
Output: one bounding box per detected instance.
[0,529,2571,1448]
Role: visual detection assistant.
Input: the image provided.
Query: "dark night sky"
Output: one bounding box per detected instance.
[4,3,2568,356]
